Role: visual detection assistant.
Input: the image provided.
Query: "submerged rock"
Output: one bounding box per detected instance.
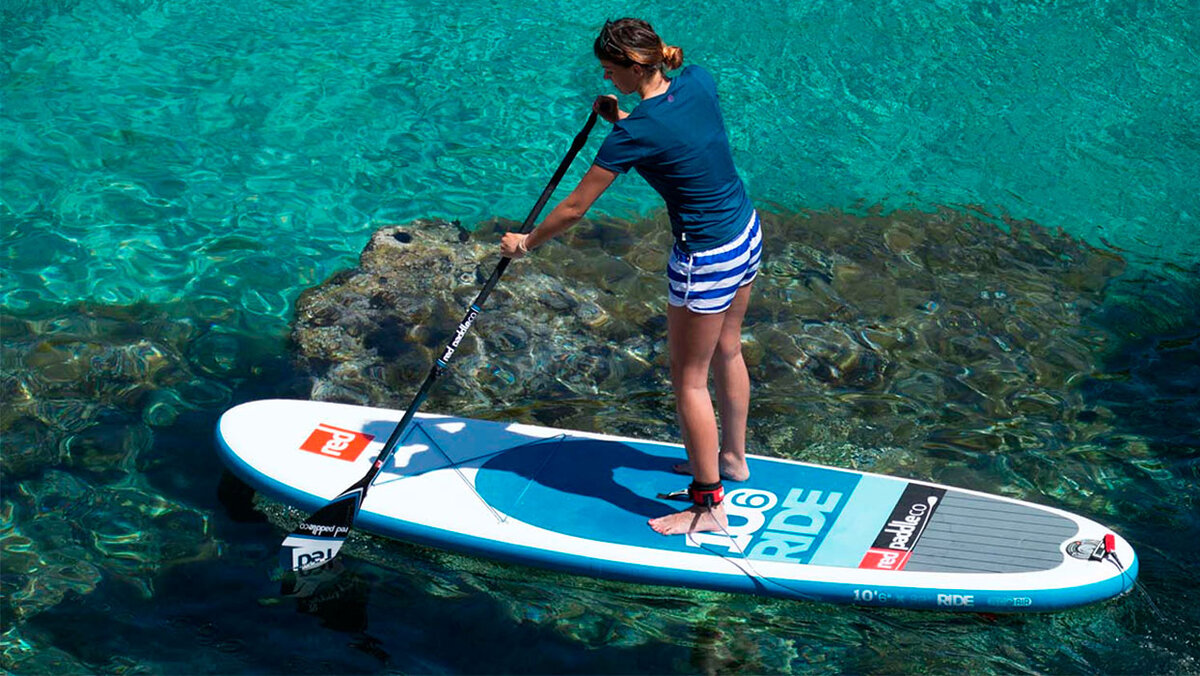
[291,218,673,435]
[292,208,1127,490]
[1,470,216,630]
[2,305,192,479]
[0,303,228,633]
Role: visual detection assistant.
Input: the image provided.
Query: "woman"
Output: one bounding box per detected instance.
[500,18,762,536]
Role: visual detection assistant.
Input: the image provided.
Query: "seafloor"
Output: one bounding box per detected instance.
[2,207,1198,673]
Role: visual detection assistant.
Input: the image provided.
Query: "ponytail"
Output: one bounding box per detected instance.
[661,44,684,71]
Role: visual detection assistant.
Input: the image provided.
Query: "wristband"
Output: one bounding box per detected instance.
[517,234,530,253]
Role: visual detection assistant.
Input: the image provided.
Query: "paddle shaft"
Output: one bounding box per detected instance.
[361,110,599,485]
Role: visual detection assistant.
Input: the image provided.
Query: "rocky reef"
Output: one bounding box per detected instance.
[290,218,667,421]
[290,208,1129,496]
[0,304,229,657]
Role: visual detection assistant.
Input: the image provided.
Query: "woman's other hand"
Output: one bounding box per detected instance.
[593,95,620,123]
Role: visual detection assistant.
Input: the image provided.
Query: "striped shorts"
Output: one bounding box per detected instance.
[668,211,763,314]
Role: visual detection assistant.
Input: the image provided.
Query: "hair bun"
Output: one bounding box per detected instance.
[662,44,684,70]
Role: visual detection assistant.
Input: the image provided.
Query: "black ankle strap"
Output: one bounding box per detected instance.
[687,480,725,507]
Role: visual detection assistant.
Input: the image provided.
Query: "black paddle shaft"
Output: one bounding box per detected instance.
[362,110,599,484]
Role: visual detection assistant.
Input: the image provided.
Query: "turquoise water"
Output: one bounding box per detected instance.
[4,0,1198,317]
[3,0,1199,673]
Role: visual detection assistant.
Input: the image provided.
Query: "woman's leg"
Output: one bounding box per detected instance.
[712,283,753,478]
[648,301,732,535]
[670,283,753,482]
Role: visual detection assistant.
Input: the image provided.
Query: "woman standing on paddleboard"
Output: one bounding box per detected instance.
[501,18,761,536]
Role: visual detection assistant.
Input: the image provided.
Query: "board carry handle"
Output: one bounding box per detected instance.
[280,110,600,572]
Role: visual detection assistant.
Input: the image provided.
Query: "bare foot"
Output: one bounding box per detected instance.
[672,456,750,482]
[649,503,728,535]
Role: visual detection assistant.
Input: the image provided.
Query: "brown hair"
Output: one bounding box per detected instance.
[593,18,683,73]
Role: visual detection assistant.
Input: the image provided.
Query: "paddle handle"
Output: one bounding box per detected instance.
[367,111,599,477]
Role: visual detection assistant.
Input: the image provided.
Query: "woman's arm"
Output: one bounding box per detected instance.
[500,164,618,258]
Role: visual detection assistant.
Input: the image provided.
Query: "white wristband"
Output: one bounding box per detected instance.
[517,234,530,253]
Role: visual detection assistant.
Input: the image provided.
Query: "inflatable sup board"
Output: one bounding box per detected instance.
[216,399,1137,612]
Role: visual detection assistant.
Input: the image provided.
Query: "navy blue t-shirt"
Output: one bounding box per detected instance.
[593,65,753,251]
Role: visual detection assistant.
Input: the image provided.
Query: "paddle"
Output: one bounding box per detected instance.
[281,110,600,572]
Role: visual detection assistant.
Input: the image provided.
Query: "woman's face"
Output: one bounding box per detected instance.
[600,59,642,95]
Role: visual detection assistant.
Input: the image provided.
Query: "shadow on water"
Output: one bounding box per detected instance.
[1083,261,1200,451]
[1075,258,1200,645]
[24,549,712,674]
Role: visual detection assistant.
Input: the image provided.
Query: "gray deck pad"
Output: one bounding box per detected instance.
[907,491,1079,573]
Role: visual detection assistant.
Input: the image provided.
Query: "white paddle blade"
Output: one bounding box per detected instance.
[280,487,363,571]
[281,534,346,571]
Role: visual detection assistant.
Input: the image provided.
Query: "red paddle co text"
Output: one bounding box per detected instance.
[300,424,374,462]
[858,484,946,571]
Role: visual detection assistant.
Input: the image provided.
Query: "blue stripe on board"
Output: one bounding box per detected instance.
[473,439,864,561]
[808,474,906,567]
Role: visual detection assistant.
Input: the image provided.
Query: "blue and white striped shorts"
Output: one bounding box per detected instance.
[668,212,763,314]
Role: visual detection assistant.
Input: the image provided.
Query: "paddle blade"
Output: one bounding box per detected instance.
[279,558,346,598]
[280,487,364,571]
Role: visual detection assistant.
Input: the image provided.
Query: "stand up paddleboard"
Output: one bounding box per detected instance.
[216,399,1137,612]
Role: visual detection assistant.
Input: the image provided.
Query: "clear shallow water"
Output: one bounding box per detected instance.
[2,0,1199,673]
[3,0,1198,314]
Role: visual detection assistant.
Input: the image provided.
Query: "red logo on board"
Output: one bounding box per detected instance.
[300,424,374,462]
[858,547,914,571]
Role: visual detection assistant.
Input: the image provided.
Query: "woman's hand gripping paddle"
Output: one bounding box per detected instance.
[280,111,599,572]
